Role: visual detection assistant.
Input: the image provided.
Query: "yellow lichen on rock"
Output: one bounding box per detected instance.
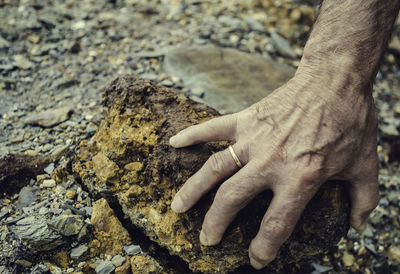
[90,198,132,257]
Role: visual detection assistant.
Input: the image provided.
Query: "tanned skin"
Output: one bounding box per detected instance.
[169,0,400,270]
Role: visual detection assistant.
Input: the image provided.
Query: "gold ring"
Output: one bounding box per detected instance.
[228,145,243,168]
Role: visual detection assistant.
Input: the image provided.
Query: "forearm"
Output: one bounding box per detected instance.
[296,0,400,94]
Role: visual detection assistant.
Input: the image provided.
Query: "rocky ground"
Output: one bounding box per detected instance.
[0,0,399,273]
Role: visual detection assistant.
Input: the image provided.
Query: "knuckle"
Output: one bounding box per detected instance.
[260,217,290,245]
[250,243,277,263]
[207,152,226,177]
[215,184,237,206]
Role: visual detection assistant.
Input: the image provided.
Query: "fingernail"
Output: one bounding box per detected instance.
[169,136,177,147]
[250,257,267,270]
[200,230,208,245]
[171,194,184,213]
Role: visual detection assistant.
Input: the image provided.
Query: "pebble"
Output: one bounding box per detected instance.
[160,80,174,87]
[124,245,141,256]
[342,251,355,267]
[270,32,296,58]
[70,244,89,260]
[66,190,76,199]
[95,261,115,274]
[44,163,55,174]
[112,254,126,267]
[41,179,56,188]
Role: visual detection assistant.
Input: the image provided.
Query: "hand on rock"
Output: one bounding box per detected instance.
[169,77,379,270]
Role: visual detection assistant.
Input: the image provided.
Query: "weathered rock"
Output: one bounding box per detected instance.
[90,198,132,257]
[95,261,115,274]
[15,186,37,210]
[124,245,141,256]
[24,106,72,128]
[48,215,84,236]
[13,216,63,251]
[70,245,89,260]
[163,44,295,114]
[74,76,350,273]
[112,254,126,267]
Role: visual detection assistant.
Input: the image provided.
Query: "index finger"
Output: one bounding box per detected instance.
[170,114,237,148]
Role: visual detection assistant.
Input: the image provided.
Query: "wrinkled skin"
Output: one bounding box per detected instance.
[169,76,379,269]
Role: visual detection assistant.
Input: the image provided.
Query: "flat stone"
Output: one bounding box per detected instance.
[163,44,295,114]
[124,245,141,256]
[48,214,84,236]
[25,106,73,128]
[95,261,115,274]
[270,32,297,58]
[44,163,55,174]
[16,186,37,209]
[41,179,56,188]
[112,254,126,267]
[14,216,63,251]
[70,244,89,260]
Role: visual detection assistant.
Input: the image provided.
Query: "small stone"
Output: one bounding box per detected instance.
[41,179,56,188]
[95,261,115,274]
[37,174,50,181]
[24,149,39,156]
[25,106,73,128]
[112,255,126,267]
[387,246,400,264]
[48,214,84,236]
[140,73,158,81]
[124,245,141,256]
[190,87,205,98]
[44,163,55,174]
[381,123,399,139]
[15,259,32,267]
[13,55,34,70]
[27,34,41,44]
[160,80,173,87]
[342,251,355,267]
[16,186,37,209]
[66,190,76,199]
[270,32,296,58]
[70,245,89,260]
[31,264,50,273]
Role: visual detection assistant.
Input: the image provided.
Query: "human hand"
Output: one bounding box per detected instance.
[169,76,379,269]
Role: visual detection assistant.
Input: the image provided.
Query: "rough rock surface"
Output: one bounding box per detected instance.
[75,76,350,273]
[163,44,295,114]
[90,198,132,257]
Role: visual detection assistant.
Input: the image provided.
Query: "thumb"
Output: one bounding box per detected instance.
[347,153,380,231]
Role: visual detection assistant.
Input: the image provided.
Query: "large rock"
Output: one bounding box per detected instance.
[74,76,350,273]
[163,44,295,114]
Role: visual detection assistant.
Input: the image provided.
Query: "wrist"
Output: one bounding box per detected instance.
[294,55,374,98]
